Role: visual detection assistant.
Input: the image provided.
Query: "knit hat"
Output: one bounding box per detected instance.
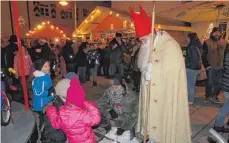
[115,32,122,38]
[64,72,79,80]
[34,59,47,71]
[55,79,71,102]
[110,75,122,86]
[8,35,17,42]
[109,39,119,47]
[211,27,220,35]
[66,78,86,109]
[33,41,41,49]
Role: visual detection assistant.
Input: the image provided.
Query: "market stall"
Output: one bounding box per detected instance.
[25,21,71,41]
[73,6,192,45]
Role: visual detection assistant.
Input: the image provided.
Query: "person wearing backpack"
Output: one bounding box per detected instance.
[185,33,202,105]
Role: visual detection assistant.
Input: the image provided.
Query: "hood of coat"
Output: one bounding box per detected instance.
[33,70,45,77]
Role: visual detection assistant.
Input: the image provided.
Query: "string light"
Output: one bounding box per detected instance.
[73,34,76,37]
[59,0,68,6]
[37,25,42,29]
[34,28,37,30]
[130,23,134,27]
[116,13,120,17]
[26,33,29,36]
[96,9,100,13]
[51,25,54,29]
[109,11,113,15]
[42,22,46,25]
[29,31,32,33]
[47,21,50,24]
[56,27,59,30]
[60,30,63,33]
[55,38,59,42]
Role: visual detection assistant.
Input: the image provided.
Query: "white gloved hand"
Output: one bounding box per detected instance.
[145,63,152,81]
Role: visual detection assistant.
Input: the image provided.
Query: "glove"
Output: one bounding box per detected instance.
[109,109,118,119]
[145,63,152,81]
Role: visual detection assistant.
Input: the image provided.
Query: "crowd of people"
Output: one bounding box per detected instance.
[185,27,229,134]
[1,26,229,142]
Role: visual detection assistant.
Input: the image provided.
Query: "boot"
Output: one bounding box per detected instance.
[116,128,125,136]
[93,81,97,86]
[132,86,137,91]
[104,125,111,133]
[213,126,229,133]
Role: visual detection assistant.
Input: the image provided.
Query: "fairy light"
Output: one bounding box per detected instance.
[60,30,63,33]
[37,25,42,29]
[29,31,32,33]
[110,11,113,15]
[56,27,59,30]
[26,33,29,36]
[47,21,50,24]
[116,13,120,17]
[34,28,37,30]
[51,25,54,29]
[42,22,46,25]
[73,34,76,37]
[130,23,134,27]
[55,38,59,42]
[59,0,68,6]
[96,9,100,13]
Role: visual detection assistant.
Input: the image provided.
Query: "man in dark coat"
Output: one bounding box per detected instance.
[5,35,18,68]
[202,27,226,103]
[62,40,77,73]
[39,39,53,61]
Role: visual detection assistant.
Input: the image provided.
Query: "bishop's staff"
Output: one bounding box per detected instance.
[144,2,156,143]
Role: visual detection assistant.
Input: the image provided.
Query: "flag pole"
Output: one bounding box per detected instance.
[12,1,30,110]
[143,2,156,143]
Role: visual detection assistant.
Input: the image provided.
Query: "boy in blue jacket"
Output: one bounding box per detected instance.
[32,59,53,112]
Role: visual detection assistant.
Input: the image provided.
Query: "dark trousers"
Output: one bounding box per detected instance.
[206,68,222,97]
[103,62,110,76]
[133,71,141,87]
[86,65,91,80]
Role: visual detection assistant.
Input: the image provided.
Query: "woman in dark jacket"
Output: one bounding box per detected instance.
[213,45,229,133]
[185,33,202,105]
[76,42,89,83]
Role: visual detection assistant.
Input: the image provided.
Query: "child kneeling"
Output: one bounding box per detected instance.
[46,78,101,143]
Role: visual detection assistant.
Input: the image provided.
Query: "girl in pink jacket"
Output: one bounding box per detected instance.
[46,78,101,143]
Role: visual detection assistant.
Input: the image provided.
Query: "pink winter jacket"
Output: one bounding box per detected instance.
[46,101,101,143]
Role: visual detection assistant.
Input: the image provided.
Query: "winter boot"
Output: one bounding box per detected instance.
[116,128,125,136]
[93,81,97,86]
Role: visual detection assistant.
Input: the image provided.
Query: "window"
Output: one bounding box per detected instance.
[219,21,228,39]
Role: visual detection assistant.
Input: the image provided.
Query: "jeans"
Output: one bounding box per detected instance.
[90,64,99,82]
[78,66,86,83]
[109,63,124,77]
[103,62,110,76]
[214,91,229,127]
[206,68,222,97]
[186,68,200,102]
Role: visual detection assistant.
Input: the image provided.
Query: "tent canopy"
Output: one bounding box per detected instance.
[26,21,69,39]
[75,6,192,36]
[157,1,229,23]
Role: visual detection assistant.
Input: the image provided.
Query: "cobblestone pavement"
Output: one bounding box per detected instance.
[82,76,228,143]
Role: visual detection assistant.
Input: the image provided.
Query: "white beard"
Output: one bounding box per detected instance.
[137,35,151,72]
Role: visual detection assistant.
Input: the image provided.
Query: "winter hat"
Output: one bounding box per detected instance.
[110,75,122,86]
[55,79,71,102]
[66,78,86,109]
[115,32,122,38]
[33,41,41,50]
[109,39,119,47]
[64,72,79,80]
[8,35,17,43]
[211,27,220,35]
[34,59,47,71]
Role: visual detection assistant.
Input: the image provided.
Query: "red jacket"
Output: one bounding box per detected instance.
[46,101,101,143]
[14,53,32,76]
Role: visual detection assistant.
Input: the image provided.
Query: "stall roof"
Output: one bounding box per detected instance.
[25,21,70,39]
[75,6,192,36]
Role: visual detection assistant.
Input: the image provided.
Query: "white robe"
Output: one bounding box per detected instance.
[136,31,191,143]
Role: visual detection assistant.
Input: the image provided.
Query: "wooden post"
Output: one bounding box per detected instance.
[143,2,156,143]
[12,1,30,110]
